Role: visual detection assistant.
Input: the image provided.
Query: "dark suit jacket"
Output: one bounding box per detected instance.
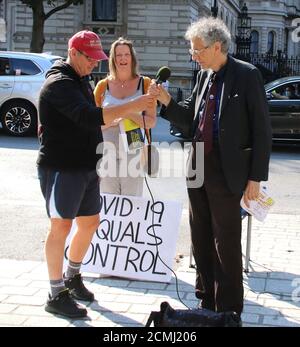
[161,56,272,195]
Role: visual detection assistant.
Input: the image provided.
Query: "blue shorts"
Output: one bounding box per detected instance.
[37,167,101,219]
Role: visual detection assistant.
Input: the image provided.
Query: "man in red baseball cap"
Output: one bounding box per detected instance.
[68,30,108,61]
[66,30,109,78]
[37,30,155,319]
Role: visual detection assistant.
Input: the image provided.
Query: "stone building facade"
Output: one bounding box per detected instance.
[0,0,240,89]
[0,0,83,53]
[0,0,299,88]
[247,0,300,57]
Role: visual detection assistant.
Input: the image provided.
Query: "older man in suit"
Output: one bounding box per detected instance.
[149,17,272,320]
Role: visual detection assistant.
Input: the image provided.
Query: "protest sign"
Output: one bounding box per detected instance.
[65,194,182,282]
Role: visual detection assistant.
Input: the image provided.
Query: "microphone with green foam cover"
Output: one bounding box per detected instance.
[155,66,171,84]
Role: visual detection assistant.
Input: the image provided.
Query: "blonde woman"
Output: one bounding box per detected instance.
[94,37,156,196]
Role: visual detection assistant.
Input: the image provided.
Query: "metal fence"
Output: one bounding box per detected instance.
[235,51,300,82]
[168,87,191,102]
[91,72,107,86]
[192,51,300,84]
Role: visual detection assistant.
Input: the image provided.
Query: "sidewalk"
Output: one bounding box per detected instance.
[0,213,299,327]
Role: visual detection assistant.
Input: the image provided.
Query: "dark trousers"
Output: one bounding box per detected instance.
[187,146,244,315]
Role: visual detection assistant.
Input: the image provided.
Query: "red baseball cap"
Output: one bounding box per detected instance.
[68,30,108,61]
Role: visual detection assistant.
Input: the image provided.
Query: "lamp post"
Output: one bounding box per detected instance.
[236,2,252,57]
[211,0,218,18]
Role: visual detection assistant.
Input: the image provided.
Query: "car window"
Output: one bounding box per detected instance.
[294,83,300,99]
[0,57,12,76]
[265,78,287,91]
[270,83,300,100]
[11,58,41,76]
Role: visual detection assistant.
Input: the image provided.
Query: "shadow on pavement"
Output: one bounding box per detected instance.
[244,269,300,327]
[0,129,39,150]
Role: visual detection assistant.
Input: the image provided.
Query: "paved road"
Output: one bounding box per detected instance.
[0,118,299,260]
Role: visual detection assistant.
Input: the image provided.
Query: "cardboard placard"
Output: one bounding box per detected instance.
[65,194,182,283]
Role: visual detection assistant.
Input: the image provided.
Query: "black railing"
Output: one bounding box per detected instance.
[235,51,300,82]
[91,72,107,86]
[168,87,191,102]
[192,51,300,84]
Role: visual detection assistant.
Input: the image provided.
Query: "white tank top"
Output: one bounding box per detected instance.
[102,77,144,153]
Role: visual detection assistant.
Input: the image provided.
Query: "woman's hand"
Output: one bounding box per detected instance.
[130,94,155,113]
[103,94,154,126]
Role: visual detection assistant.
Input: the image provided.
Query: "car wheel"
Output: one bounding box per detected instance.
[1,100,37,136]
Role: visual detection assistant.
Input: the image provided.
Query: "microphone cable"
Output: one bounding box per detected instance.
[141,111,191,310]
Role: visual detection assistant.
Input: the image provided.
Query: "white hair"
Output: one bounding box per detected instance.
[185,17,231,53]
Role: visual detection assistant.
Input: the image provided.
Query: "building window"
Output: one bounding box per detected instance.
[267,31,275,55]
[250,30,259,54]
[92,0,117,22]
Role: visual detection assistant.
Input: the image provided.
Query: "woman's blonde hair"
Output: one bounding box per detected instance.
[108,37,139,79]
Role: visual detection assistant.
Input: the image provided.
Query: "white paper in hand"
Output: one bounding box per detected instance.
[240,186,275,222]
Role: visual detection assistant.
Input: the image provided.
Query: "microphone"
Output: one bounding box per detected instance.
[141,68,169,177]
[155,66,171,84]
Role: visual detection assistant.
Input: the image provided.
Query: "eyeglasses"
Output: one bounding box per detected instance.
[189,47,209,56]
[77,50,99,63]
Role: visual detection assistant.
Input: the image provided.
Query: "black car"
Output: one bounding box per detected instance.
[170,76,300,142]
[265,76,300,142]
